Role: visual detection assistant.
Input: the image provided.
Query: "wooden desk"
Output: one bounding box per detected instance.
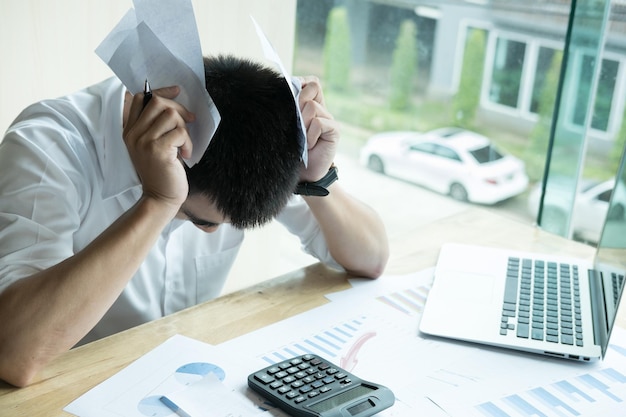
[1,207,624,416]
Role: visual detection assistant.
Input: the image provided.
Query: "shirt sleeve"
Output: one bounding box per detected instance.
[274,195,344,272]
[0,124,82,292]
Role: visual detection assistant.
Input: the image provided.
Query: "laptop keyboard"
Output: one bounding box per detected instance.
[499,257,583,346]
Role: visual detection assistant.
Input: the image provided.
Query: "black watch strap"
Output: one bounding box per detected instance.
[294,165,339,197]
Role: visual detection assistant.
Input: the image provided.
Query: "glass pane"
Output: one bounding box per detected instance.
[572,54,595,127]
[489,38,526,108]
[538,0,611,238]
[592,58,618,132]
[293,0,619,236]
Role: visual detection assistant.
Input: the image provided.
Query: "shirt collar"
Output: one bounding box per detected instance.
[97,77,141,200]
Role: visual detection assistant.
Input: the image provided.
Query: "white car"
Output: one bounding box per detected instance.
[359,127,529,205]
[527,178,625,243]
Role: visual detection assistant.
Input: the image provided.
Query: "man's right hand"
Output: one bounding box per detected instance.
[123,86,195,214]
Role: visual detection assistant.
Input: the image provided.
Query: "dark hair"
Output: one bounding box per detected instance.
[186,55,302,229]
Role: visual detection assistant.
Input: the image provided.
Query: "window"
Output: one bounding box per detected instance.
[434,145,461,162]
[470,146,504,164]
[489,37,526,108]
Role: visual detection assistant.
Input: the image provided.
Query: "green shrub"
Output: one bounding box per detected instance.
[452,28,486,128]
[526,50,563,180]
[323,7,351,91]
[389,20,418,110]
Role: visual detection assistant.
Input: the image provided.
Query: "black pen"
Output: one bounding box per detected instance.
[143,78,152,110]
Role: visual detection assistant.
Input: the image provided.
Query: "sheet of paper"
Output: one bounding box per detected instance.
[161,373,264,417]
[96,0,219,166]
[251,16,308,166]
[215,268,626,417]
[64,335,262,417]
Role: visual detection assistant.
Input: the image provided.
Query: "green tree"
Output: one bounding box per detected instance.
[609,106,626,174]
[323,7,351,91]
[452,28,486,128]
[526,50,563,179]
[389,20,418,111]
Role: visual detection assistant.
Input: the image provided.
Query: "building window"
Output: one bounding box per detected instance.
[489,37,526,108]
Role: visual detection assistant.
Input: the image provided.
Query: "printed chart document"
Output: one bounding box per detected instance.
[64,335,263,417]
[66,268,626,417]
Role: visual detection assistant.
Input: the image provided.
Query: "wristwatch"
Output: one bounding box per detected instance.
[294,165,338,197]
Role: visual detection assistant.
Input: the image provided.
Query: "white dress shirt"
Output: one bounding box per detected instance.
[0,77,340,344]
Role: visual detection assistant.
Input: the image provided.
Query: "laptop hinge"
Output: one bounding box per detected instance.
[588,269,608,353]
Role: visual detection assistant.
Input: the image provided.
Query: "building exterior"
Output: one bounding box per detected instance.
[296,0,626,153]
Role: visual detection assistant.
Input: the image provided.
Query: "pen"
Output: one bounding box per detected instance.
[143,78,152,109]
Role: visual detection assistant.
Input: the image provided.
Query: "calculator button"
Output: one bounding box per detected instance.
[290,359,303,366]
[295,371,307,379]
[320,386,332,393]
[294,396,306,404]
[275,371,288,379]
[291,381,304,389]
[302,354,314,361]
[286,367,299,374]
[283,376,295,384]
[335,373,347,380]
[309,391,320,398]
[327,368,339,375]
[270,381,282,389]
[254,373,275,384]
[267,367,280,374]
[317,363,330,371]
[278,386,291,394]
[286,391,299,399]
[300,386,313,394]
[311,380,324,389]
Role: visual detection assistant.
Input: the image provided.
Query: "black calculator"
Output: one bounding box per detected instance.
[247,354,395,417]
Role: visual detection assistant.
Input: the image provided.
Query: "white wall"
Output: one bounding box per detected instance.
[0,0,311,294]
[0,0,296,132]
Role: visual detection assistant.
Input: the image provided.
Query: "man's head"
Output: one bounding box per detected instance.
[185,55,302,229]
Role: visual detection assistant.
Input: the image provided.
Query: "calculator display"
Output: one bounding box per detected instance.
[309,385,375,412]
[248,354,394,417]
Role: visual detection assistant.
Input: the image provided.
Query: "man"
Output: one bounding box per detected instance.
[0,55,388,387]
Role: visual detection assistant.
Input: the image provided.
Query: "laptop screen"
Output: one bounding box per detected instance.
[594,150,626,357]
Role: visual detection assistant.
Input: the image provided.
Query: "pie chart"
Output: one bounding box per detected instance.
[174,362,226,385]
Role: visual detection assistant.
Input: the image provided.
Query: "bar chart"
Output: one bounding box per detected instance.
[474,366,626,417]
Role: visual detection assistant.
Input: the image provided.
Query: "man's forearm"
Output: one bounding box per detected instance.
[304,184,389,278]
[0,196,176,387]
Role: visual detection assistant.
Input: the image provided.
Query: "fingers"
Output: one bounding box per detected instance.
[125,86,195,136]
[304,110,339,149]
[298,76,325,108]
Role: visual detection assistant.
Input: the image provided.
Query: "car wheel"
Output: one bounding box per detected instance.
[449,183,468,202]
[539,205,568,236]
[367,155,385,174]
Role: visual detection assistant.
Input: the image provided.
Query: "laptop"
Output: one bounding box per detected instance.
[420,175,626,362]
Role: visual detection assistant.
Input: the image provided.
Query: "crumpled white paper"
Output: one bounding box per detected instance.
[95,0,220,167]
